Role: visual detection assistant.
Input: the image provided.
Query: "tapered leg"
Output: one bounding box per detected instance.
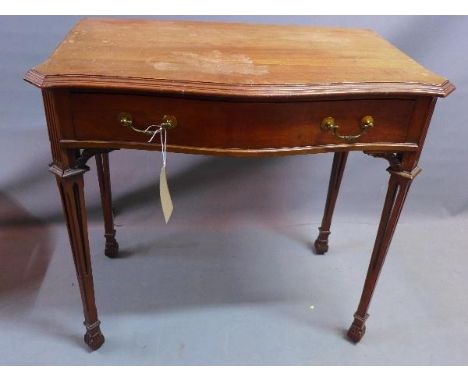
[95,153,119,258]
[55,171,105,350]
[347,160,420,343]
[314,152,349,254]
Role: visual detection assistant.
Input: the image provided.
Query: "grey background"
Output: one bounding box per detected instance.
[0,16,467,365]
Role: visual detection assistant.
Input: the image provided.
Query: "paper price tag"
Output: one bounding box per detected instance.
[147,124,173,223]
[159,165,173,223]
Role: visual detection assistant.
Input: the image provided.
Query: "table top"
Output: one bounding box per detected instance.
[25,18,454,98]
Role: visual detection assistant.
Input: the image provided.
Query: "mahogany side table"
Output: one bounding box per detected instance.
[25,18,454,350]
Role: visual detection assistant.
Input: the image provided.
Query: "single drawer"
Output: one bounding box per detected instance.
[69,92,416,150]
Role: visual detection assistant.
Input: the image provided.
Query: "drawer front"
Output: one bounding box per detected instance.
[69,93,415,150]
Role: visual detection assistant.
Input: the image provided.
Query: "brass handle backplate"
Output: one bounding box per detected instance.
[118,112,177,136]
[321,115,374,142]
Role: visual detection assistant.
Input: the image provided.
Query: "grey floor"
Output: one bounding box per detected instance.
[1,130,468,365]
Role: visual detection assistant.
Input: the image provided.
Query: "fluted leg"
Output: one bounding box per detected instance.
[314,152,348,254]
[347,161,420,343]
[95,152,119,258]
[55,170,105,350]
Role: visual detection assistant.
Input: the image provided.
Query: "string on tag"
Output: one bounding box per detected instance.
[146,124,162,142]
[145,124,167,166]
[162,128,167,167]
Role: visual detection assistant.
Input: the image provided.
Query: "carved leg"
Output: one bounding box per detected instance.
[54,168,105,350]
[347,153,421,343]
[314,151,348,254]
[95,153,119,258]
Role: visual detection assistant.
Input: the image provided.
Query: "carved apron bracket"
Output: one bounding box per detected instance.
[364,151,422,180]
[49,148,117,178]
[73,148,116,171]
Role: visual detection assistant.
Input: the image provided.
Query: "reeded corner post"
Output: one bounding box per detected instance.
[346,152,421,343]
[95,152,119,258]
[314,151,349,255]
[51,161,105,351]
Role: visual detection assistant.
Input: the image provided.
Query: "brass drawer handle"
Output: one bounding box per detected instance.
[321,115,374,142]
[118,112,177,135]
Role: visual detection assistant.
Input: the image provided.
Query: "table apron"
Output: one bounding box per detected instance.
[61,92,421,157]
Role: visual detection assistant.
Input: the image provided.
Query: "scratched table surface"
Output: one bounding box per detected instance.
[25,18,451,97]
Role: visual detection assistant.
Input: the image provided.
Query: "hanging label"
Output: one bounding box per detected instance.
[159,165,173,223]
[146,123,173,223]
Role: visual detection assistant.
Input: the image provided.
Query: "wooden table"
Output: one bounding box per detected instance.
[25,18,454,351]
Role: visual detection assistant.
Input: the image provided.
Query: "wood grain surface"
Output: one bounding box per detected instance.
[25,18,454,97]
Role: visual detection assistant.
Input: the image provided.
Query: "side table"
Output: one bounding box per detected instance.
[25,18,454,350]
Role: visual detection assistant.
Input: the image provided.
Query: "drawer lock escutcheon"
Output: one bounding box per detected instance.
[321,115,374,142]
[118,112,177,136]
